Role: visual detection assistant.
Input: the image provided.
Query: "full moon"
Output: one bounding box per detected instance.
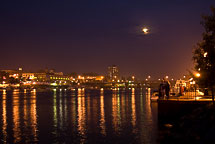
[142,27,149,34]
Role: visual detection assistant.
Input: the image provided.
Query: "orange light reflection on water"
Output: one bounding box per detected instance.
[112,90,121,133]
[146,88,152,121]
[13,90,21,143]
[2,90,7,143]
[131,88,136,128]
[30,91,38,142]
[100,89,106,135]
[77,88,86,142]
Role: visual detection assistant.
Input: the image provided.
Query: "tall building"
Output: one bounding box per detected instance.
[108,65,119,81]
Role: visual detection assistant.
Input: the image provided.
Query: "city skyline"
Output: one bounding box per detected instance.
[1,0,215,79]
[0,66,181,80]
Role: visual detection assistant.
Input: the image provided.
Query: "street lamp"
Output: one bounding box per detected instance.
[194,72,200,100]
[195,73,201,78]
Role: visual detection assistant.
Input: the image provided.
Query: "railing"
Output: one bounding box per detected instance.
[159,87,212,101]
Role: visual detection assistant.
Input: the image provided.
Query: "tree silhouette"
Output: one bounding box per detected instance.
[193,7,215,102]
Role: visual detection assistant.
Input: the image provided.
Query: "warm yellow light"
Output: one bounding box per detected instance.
[196,73,201,78]
[204,52,208,57]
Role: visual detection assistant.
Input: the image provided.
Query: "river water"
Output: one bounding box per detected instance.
[0,88,158,144]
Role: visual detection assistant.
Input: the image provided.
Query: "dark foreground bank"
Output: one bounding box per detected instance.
[159,102,215,143]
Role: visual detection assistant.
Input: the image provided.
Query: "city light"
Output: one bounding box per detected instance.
[1,2,215,144]
[195,73,201,78]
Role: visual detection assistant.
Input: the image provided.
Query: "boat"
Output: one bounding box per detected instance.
[151,91,159,102]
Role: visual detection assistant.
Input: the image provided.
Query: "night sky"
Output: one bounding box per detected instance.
[1,0,215,79]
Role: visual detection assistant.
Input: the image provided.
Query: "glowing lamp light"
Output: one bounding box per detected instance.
[204,52,208,57]
[51,83,57,86]
[196,73,201,78]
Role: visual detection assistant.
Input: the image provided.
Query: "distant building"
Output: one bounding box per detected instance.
[22,73,35,79]
[108,65,119,81]
[0,69,21,79]
[19,69,69,82]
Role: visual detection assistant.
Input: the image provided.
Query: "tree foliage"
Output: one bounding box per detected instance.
[193,7,215,89]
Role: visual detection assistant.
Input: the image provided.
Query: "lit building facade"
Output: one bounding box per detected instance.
[108,65,119,81]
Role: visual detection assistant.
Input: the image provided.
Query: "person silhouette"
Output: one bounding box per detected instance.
[165,80,170,99]
[159,79,165,99]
